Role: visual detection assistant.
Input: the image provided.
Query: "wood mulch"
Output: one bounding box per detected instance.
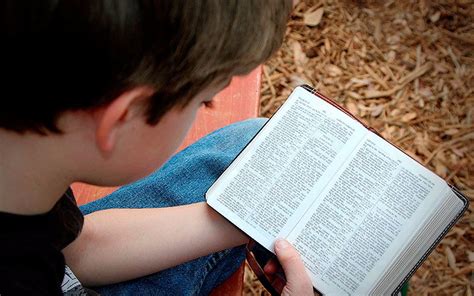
[245,0,473,295]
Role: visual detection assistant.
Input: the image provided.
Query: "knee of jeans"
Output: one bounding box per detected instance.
[231,118,268,135]
[204,118,268,153]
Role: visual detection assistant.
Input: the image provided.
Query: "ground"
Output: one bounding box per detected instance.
[244,0,474,295]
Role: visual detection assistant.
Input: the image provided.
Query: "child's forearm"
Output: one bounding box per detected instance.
[62,202,249,287]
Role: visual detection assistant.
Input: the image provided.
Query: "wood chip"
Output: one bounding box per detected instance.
[445,246,458,271]
[401,112,417,122]
[430,11,441,23]
[304,7,324,27]
[326,64,343,77]
[292,41,308,67]
[467,251,474,263]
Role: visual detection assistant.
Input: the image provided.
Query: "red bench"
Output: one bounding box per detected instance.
[71,66,262,295]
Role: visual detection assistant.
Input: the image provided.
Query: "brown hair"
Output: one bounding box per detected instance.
[0,0,292,134]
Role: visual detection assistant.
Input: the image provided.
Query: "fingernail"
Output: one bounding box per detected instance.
[275,239,289,250]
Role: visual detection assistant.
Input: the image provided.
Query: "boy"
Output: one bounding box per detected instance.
[0,1,313,295]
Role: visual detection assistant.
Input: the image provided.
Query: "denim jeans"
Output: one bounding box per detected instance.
[79,118,267,296]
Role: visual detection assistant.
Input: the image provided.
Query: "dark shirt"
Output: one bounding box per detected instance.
[0,188,84,295]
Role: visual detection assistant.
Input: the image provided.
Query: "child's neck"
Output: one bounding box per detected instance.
[0,129,73,215]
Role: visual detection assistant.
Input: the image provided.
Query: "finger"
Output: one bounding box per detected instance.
[274,239,312,292]
[274,239,307,283]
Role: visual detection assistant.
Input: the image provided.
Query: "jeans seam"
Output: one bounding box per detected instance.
[193,249,232,296]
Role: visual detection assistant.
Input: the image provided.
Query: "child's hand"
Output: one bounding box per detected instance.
[264,239,313,295]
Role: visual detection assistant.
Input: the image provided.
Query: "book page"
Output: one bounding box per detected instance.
[206,87,367,249]
[371,186,465,295]
[287,132,456,295]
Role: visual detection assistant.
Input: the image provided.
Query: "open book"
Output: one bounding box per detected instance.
[206,85,468,295]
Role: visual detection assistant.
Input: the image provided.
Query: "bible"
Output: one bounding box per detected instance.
[206,85,469,295]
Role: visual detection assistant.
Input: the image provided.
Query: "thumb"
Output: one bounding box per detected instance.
[274,239,313,295]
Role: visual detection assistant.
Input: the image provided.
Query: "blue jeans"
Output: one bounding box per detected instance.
[80,118,267,296]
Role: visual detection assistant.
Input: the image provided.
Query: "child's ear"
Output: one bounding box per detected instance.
[95,86,154,154]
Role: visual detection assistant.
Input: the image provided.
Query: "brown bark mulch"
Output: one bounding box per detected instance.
[245,0,474,295]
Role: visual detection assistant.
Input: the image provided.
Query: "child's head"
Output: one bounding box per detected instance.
[1,1,291,185]
[1,0,291,134]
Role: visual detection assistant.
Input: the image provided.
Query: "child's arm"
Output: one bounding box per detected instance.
[63,202,248,287]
